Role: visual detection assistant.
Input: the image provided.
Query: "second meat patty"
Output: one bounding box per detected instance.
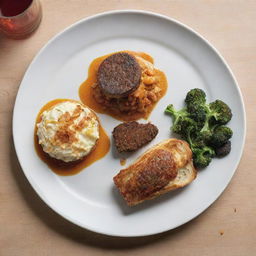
[112,121,158,153]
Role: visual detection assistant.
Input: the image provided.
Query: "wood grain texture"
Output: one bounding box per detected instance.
[0,0,255,255]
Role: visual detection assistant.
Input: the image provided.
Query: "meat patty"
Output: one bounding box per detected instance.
[112,121,158,153]
[97,52,141,98]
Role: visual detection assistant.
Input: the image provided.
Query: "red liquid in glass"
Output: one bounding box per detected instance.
[0,0,41,38]
[0,0,33,17]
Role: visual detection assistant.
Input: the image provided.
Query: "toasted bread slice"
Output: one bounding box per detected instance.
[113,139,197,206]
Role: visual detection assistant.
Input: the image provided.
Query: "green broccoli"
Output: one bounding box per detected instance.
[187,103,207,126]
[192,147,216,168]
[165,88,233,169]
[185,90,232,130]
[194,130,212,146]
[185,88,206,107]
[165,104,191,134]
[185,125,215,168]
[179,119,198,138]
[210,125,233,148]
[185,89,212,133]
[208,100,232,125]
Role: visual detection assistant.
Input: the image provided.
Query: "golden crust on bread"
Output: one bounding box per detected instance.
[113,139,197,206]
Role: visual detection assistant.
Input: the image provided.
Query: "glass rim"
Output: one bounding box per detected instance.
[0,0,35,19]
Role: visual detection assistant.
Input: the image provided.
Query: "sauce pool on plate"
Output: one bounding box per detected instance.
[34,99,110,176]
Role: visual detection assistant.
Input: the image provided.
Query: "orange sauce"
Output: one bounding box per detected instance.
[120,158,126,166]
[79,51,168,121]
[34,99,110,176]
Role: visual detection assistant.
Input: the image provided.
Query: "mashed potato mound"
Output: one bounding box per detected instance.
[37,101,99,162]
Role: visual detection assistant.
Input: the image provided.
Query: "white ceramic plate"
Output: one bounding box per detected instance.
[13,10,246,237]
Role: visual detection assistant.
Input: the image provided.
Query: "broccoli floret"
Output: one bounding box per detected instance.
[193,101,232,141]
[179,118,198,138]
[192,139,205,148]
[187,104,207,123]
[187,104,209,131]
[165,104,190,134]
[193,146,216,168]
[185,88,206,107]
[185,125,215,168]
[195,130,213,145]
[165,89,233,169]
[208,100,232,125]
[210,125,233,148]
[184,120,200,145]
[215,141,231,157]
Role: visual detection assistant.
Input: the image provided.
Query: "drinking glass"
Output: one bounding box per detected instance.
[0,0,42,39]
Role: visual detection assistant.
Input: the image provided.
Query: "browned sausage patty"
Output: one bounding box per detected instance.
[112,121,158,153]
[97,52,141,98]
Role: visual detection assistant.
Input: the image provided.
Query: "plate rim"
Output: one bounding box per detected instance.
[12,9,247,237]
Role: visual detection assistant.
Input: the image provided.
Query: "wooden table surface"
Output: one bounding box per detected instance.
[1,0,255,255]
